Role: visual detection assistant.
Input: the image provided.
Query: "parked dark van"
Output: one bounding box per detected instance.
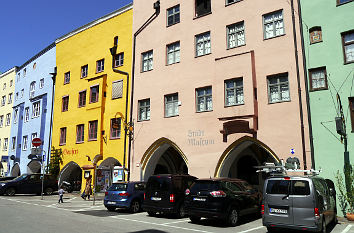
[262,175,337,232]
[0,174,58,196]
[143,174,197,218]
[185,178,262,226]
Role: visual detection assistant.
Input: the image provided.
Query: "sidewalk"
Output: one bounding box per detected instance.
[65,191,105,201]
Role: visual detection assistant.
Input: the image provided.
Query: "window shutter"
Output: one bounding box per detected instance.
[112,80,123,99]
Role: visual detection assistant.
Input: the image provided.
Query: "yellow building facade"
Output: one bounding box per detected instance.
[52,4,132,192]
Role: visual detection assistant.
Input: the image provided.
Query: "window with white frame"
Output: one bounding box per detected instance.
[309,67,328,91]
[0,115,3,127]
[17,73,20,82]
[31,133,37,148]
[165,93,179,117]
[81,65,88,78]
[167,42,180,65]
[22,136,28,150]
[1,96,6,106]
[138,99,150,121]
[39,79,44,88]
[32,101,41,118]
[15,92,18,101]
[114,53,124,67]
[11,137,16,151]
[263,10,285,39]
[195,32,211,57]
[225,78,244,106]
[227,22,245,49]
[23,68,26,77]
[30,81,36,98]
[8,93,13,104]
[24,107,29,122]
[3,138,8,151]
[167,5,180,26]
[96,59,105,73]
[342,30,354,64]
[21,89,24,98]
[142,51,153,72]
[267,73,290,103]
[13,109,18,124]
[5,113,11,126]
[64,72,70,84]
[196,87,213,112]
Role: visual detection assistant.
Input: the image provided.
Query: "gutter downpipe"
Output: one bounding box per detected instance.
[296,0,315,169]
[48,67,57,171]
[128,1,160,181]
[290,0,308,170]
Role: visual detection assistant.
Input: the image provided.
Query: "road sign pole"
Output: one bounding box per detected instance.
[41,150,46,200]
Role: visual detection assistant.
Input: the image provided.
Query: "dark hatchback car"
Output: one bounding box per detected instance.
[0,174,58,196]
[0,176,17,182]
[143,174,197,218]
[104,182,146,213]
[185,178,262,226]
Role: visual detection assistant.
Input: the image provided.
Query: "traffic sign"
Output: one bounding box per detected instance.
[32,138,42,147]
[290,148,295,154]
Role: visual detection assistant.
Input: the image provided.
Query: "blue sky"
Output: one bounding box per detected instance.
[0,0,132,73]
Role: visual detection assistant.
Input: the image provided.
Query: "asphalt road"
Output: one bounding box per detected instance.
[0,193,353,233]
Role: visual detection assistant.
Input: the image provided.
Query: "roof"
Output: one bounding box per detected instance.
[0,67,18,79]
[17,43,55,71]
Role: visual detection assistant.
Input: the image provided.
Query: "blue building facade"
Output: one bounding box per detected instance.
[8,44,56,176]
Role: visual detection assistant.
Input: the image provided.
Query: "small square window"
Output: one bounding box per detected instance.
[225,78,244,106]
[64,72,70,84]
[5,113,11,126]
[39,79,44,88]
[267,73,290,103]
[78,90,87,107]
[195,0,211,18]
[96,59,105,73]
[110,118,121,139]
[309,27,323,44]
[167,5,180,26]
[76,124,85,143]
[81,65,88,78]
[142,51,153,72]
[88,120,98,140]
[138,99,150,121]
[196,87,212,112]
[195,32,211,57]
[32,101,41,118]
[165,93,179,117]
[114,53,124,67]
[309,67,328,91]
[342,30,354,64]
[60,128,67,145]
[263,10,285,39]
[62,96,69,112]
[167,42,180,65]
[90,85,99,103]
[227,22,245,49]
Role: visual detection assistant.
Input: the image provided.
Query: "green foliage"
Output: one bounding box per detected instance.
[46,147,63,177]
[336,166,354,214]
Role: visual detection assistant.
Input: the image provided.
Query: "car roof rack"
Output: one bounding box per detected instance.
[254,160,321,176]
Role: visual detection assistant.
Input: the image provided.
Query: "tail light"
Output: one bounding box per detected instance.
[185,189,190,196]
[314,208,320,218]
[210,190,226,197]
[144,193,146,200]
[105,192,108,196]
[261,204,264,215]
[170,194,175,203]
[119,192,130,197]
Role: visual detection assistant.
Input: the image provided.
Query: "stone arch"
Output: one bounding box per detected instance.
[10,163,21,177]
[58,161,82,190]
[96,157,122,191]
[27,160,41,174]
[140,137,188,181]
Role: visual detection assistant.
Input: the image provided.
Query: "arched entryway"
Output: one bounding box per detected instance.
[140,138,188,181]
[215,136,279,189]
[10,163,20,177]
[27,161,41,174]
[97,157,121,192]
[58,162,82,191]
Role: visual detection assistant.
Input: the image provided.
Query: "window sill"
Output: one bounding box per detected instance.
[88,139,97,142]
[59,143,66,146]
[113,64,124,68]
[193,12,212,20]
[310,40,323,45]
[164,114,179,118]
[225,103,245,108]
[137,119,150,122]
[263,33,286,41]
[310,87,328,92]
[344,61,354,65]
[96,70,104,74]
[76,141,84,144]
[110,137,121,140]
[89,101,99,104]
[195,52,212,58]
[141,69,153,73]
[268,99,291,104]
[196,110,213,113]
[78,105,86,108]
[225,0,243,7]
[166,21,180,28]
[166,61,180,66]
[227,44,246,50]
[336,0,354,6]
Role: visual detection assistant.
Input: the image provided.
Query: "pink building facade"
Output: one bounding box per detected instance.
[130,0,311,187]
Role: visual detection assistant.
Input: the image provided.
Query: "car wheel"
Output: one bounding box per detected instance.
[130,200,140,213]
[5,187,15,196]
[147,211,157,217]
[189,216,201,223]
[44,187,54,195]
[321,218,326,233]
[176,204,186,218]
[106,207,116,212]
[227,208,239,227]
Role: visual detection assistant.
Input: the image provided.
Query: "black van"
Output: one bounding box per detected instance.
[143,174,197,218]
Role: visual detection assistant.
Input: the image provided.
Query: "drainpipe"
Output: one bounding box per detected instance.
[290,0,308,170]
[296,0,315,169]
[48,67,57,172]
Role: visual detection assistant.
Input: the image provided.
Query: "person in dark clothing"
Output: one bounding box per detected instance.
[58,187,64,204]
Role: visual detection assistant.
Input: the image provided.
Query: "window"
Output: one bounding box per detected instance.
[81,65,88,78]
[110,118,121,139]
[227,22,245,48]
[196,87,213,112]
[30,81,36,98]
[0,115,3,127]
[13,109,18,124]
[1,96,5,106]
[17,73,20,82]
[11,137,16,151]
[39,79,44,88]
[62,96,69,112]
[8,93,13,104]
[114,53,124,67]
[226,0,241,4]
[3,138,8,151]
[225,78,244,106]
[167,42,180,65]
[349,97,354,132]
[22,136,28,150]
[31,133,37,149]
[64,72,70,84]
[88,120,98,140]
[195,32,211,57]
[96,59,105,73]
[195,0,211,17]
[3,83,5,90]
[15,92,18,101]
[21,89,24,98]
[337,0,354,5]
[60,128,66,145]
[32,101,41,118]
[78,90,87,107]
[142,50,153,72]
[309,26,322,44]
[267,73,290,103]
[24,107,29,122]
[0,139,1,150]
[167,5,180,26]
[112,80,123,99]
[5,113,11,126]
[309,67,327,91]
[266,180,289,194]
[23,68,26,77]
[10,80,13,87]
[138,99,151,121]
[165,93,179,117]
[342,30,354,64]
[76,124,84,143]
[263,10,284,39]
[90,85,99,103]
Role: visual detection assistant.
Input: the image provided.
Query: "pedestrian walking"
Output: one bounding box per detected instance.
[58,187,64,204]
[84,175,92,201]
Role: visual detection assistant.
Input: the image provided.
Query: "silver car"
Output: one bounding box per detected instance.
[262,175,337,232]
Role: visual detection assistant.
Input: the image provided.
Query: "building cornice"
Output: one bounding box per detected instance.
[55,3,133,44]
[18,43,56,71]
[0,67,18,79]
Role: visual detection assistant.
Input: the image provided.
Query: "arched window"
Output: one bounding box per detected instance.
[309,26,322,44]
[29,81,36,98]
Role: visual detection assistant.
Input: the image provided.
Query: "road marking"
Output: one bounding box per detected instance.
[342,225,353,233]
[67,197,77,202]
[110,216,213,233]
[161,219,191,225]
[238,226,265,233]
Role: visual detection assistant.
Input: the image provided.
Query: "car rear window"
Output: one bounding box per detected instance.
[134,183,146,191]
[266,179,310,195]
[146,177,171,192]
[109,183,128,191]
[190,181,221,192]
[293,180,310,195]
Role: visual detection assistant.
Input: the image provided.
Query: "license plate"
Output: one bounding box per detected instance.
[107,201,116,204]
[151,197,161,201]
[269,208,287,214]
[193,197,206,202]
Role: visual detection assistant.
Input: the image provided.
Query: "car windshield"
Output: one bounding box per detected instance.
[108,183,128,191]
[190,181,221,192]
[146,177,171,192]
[13,174,28,181]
